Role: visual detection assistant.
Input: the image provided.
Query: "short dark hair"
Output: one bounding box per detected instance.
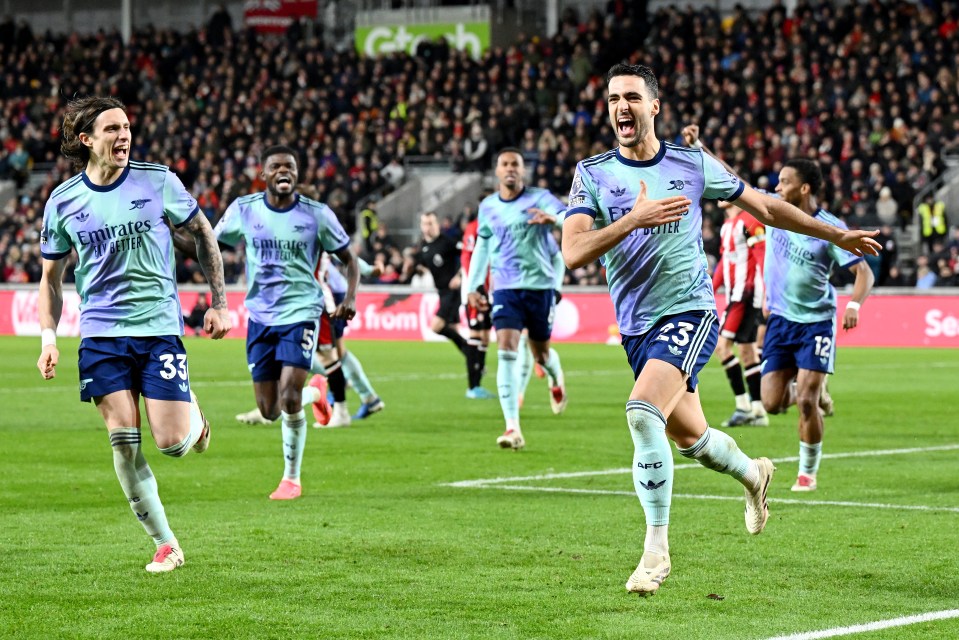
[496,147,523,160]
[605,63,659,99]
[261,144,299,167]
[60,96,126,169]
[783,158,823,195]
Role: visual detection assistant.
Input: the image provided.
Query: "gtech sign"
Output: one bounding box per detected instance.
[356,22,490,59]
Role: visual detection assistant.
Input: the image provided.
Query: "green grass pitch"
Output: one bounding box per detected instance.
[1,336,957,639]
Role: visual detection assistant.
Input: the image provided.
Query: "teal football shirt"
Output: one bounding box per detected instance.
[215,193,350,325]
[40,161,198,337]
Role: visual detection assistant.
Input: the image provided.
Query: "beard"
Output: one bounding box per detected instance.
[617,118,651,148]
[268,182,295,198]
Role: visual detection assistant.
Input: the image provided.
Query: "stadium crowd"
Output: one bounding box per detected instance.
[1,0,958,288]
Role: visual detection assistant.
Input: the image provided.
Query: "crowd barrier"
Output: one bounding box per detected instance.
[2,287,957,347]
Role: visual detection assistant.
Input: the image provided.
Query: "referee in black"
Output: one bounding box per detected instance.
[407,211,479,393]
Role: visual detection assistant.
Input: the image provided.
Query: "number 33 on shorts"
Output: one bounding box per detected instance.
[158,353,189,381]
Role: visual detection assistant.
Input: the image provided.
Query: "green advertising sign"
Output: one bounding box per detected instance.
[356,22,490,59]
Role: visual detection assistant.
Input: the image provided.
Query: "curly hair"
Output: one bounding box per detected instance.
[60,96,126,169]
[260,144,299,168]
[783,158,824,196]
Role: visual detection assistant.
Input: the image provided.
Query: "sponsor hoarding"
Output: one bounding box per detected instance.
[2,290,958,347]
[244,0,317,33]
[355,22,489,59]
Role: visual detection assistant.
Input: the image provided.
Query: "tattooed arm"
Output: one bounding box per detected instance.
[180,214,232,339]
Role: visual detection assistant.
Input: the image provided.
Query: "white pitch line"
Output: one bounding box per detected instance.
[445,444,959,488]
[763,608,959,640]
[481,485,959,513]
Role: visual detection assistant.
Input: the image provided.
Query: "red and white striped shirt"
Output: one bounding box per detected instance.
[461,218,490,290]
[715,210,765,307]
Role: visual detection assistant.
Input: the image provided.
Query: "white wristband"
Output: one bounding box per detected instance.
[693,140,704,149]
[41,329,57,348]
[846,301,861,311]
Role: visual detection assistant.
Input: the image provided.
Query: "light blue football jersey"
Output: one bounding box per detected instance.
[476,186,566,291]
[324,254,372,296]
[40,162,198,337]
[764,209,862,323]
[566,143,744,335]
[215,193,350,325]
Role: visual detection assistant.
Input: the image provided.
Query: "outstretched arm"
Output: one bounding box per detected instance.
[180,214,232,338]
[37,258,68,379]
[732,186,880,257]
[683,123,880,257]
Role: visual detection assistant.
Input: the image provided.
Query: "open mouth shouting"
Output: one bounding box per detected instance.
[617,113,636,139]
[275,175,294,190]
[113,144,129,164]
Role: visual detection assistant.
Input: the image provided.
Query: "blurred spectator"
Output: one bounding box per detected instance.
[874,225,898,285]
[884,264,907,287]
[935,264,957,287]
[367,222,398,261]
[207,4,233,48]
[875,187,898,226]
[183,294,210,336]
[915,255,937,289]
[918,192,948,253]
[359,199,380,254]
[463,122,490,172]
[381,158,405,190]
[7,143,31,189]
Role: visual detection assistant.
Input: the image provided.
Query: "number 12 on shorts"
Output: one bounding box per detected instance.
[814,335,832,358]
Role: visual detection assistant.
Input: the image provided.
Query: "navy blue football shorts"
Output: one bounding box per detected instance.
[762,314,836,375]
[621,309,719,392]
[246,319,318,382]
[491,288,555,342]
[77,335,192,403]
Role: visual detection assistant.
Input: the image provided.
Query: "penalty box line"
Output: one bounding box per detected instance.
[444,444,959,514]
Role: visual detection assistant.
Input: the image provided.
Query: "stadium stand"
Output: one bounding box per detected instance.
[0,1,957,287]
